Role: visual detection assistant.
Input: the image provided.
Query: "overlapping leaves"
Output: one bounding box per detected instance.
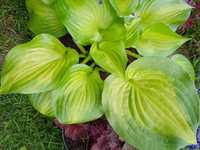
[137,0,192,31]
[109,0,140,16]
[55,0,116,45]
[29,92,54,117]
[1,0,198,150]
[102,57,199,150]
[0,34,78,94]
[124,0,192,56]
[26,0,67,37]
[171,54,195,80]
[53,64,103,124]
[130,23,189,56]
[28,64,104,124]
[90,41,127,76]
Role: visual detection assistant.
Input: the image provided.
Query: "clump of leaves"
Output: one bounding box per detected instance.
[1,0,200,150]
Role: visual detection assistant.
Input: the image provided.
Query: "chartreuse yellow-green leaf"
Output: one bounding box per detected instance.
[134,23,189,56]
[90,41,128,76]
[41,0,55,5]
[125,18,141,48]
[124,0,192,56]
[1,34,79,94]
[29,92,54,117]
[102,57,199,150]
[137,0,192,31]
[171,54,195,81]
[55,0,116,45]
[53,64,103,124]
[109,0,140,16]
[101,19,127,42]
[26,0,67,37]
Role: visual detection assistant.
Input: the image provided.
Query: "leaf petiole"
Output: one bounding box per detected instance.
[79,54,86,58]
[76,43,87,54]
[81,55,92,64]
[126,50,141,59]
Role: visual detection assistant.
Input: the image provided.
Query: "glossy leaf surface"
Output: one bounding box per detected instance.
[103,57,199,150]
[54,64,103,124]
[1,34,78,94]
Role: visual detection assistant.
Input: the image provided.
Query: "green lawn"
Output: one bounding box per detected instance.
[0,95,63,150]
[0,0,64,149]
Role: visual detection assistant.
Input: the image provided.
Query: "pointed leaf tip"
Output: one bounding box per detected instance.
[103,57,199,150]
[134,23,190,56]
[171,54,195,81]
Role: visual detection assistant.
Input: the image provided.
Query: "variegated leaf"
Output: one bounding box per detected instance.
[1,34,78,94]
[103,57,199,150]
[29,91,54,117]
[54,64,103,124]
[137,0,192,30]
[109,0,140,16]
[26,0,67,37]
[55,0,116,45]
[171,54,195,80]
[133,23,189,56]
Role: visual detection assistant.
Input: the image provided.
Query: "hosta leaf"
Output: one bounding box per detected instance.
[171,54,195,80]
[90,41,128,76]
[41,0,55,5]
[101,19,127,42]
[134,23,189,56]
[109,0,140,16]
[125,18,141,48]
[137,0,192,30]
[54,64,103,124]
[26,0,67,37]
[29,92,54,117]
[1,34,79,94]
[55,0,116,45]
[103,57,199,150]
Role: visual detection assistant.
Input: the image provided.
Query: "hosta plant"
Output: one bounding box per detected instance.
[1,0,199,150]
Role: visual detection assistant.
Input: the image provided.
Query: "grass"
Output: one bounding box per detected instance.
[0,95,63,150]
[0,0,64,149]
[0,0,31,65]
